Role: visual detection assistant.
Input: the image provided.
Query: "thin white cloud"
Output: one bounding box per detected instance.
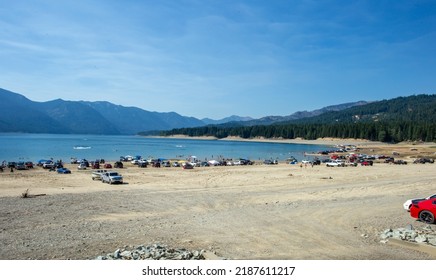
[1,0,436,119]
[0,39,47,52]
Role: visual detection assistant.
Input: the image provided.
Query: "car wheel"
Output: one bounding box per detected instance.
[419,210,435,224]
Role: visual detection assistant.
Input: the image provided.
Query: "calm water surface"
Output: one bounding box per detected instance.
[0,133,332,162]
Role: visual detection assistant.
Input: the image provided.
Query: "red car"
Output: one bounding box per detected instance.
[361,160,373,166]
[410,198,436,224]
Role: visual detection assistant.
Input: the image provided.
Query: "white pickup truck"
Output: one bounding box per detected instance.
[101,171,123,184]
[326,160,345,167]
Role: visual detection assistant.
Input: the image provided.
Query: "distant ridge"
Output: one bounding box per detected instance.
[202,115,254,125]
[39,99,120,134]
[0,89,70,133]
[0,87,376,135]
[159,94,436,142]
[289,94,436,124]
[0,88,204,134]
[80,101,204,134]
[232,101,370,126]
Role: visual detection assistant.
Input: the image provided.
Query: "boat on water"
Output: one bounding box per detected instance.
[73,146,91,150]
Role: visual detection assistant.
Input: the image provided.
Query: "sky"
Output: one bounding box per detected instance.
[1,0,436,120]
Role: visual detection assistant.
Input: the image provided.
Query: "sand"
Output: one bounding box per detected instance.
[0,140,435,260]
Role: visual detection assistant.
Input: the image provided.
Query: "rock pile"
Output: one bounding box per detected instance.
[95,243,206,260]
[380,224,436,246]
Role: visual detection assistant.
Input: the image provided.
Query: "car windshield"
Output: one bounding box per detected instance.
[109,172,119,176]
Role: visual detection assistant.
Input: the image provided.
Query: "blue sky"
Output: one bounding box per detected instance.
[1,0,436,119]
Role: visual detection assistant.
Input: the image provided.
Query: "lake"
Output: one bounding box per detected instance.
[0,133,331,163]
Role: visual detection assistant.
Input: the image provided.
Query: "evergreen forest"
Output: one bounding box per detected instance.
[159,95,436,143]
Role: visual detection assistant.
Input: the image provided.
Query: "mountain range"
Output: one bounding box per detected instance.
[0,87,368,135]
[160,94,436,142]
[220,101,370,127]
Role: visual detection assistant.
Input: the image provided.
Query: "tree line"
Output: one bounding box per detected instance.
[157,94,436,142]
[289,95,436,125]
[159,121,436,143]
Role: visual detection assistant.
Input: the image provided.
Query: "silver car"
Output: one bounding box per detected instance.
[101,171,123,184]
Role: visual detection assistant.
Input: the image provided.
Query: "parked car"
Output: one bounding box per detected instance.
[410,198,436,224]
[77,163,87,170]
[92,169,108,180]
[361,160,373,166]
[36,160,45,167]
[182,162,194,169]
[42,160,55,169]
[114,161,124,168]
[403,193,436,211]
[57,168,71,174]
[92,162,100,169]
[240,159,254,165]
[25,161,34,169]
[15,162,28,170]
[413,158,435,164]
[79,159,89,167]
[207,160,220,166]
[101,172,123,184]
[326,160,345,167]
[384,157,395,163]
[103,163,112,169]
[394,160,407,165]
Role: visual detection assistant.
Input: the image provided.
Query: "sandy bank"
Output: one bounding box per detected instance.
[157,135,436,159]
[1,159,435,260]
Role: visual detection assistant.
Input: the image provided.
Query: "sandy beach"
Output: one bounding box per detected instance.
[1,139,435,260]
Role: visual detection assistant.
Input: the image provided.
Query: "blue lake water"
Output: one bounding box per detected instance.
[0,133,332,163]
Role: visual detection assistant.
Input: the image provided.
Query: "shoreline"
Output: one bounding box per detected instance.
[154,134,436,148]
[155,135,436,160]
[153,134,378,145]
